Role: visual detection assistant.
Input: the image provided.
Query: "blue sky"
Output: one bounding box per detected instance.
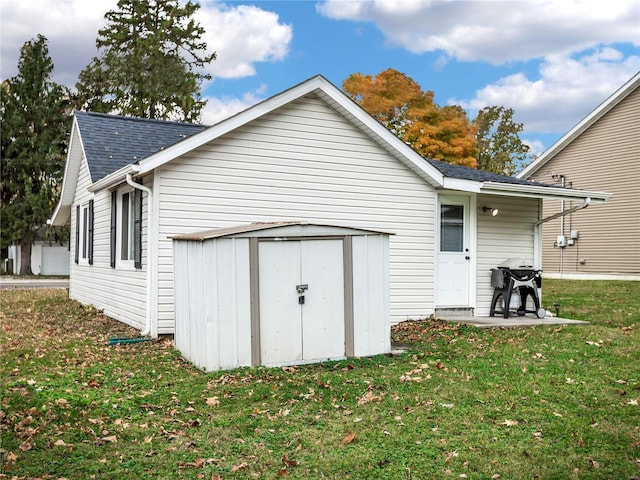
[2,0,639,155]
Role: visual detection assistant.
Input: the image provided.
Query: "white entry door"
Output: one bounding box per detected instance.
[258,239,345,366]
[436,196,471,306]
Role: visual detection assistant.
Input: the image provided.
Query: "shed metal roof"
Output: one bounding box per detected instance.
[172,221,392,241]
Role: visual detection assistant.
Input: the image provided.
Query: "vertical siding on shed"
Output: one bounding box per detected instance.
[173,238,252,372]
[528,87,640,275]
[69,159,148,330]
[351,234,391,357]
[156,94,436,333]
[475,195,540,316]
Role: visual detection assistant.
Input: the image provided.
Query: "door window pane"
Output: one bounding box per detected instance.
[440,204,464,252]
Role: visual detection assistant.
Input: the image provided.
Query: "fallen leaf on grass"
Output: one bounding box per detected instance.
[18,441,33,451]
[231,462,248,472]
[53,439,73,448]
[282,453,297,468]
[444,451,459,463]
[96,435,117,445]
[206,396,220,407]
[585,341,601,347]
[177,458,219,468]
[357,390,381,405]
[55,398,70,409]
[499,420,518,426]
[342,431,356,444]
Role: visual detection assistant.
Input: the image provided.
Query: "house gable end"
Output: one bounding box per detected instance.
[519,71,640,179]
[138,75,445,188]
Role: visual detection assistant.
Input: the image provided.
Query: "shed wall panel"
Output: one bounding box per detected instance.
[174,238,252,371]
[352,235,391,356]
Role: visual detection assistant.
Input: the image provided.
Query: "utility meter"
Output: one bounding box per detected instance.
[556,234,567,248]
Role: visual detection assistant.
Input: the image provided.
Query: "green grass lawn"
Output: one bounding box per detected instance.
[1,280,638,479]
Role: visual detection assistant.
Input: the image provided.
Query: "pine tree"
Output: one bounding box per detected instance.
[76,0,216,122]
[1,35,69,275]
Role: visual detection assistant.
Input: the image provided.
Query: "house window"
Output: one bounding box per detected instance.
[111,187,142,269]
[75,200,93,265]
[120,191,135,261]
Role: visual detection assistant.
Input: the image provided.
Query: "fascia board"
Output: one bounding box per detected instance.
[88,164,139,192]
[441,177,482,193]
[49,116,83,226]
[480,181,612,203]
[518,71,640,179]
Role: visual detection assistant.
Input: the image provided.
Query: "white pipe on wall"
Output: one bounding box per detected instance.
[126,173,153,336]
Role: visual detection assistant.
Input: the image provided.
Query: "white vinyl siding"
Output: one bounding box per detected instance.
[475,195,540,316]
[156,95,437,333]
[69,159,148,330]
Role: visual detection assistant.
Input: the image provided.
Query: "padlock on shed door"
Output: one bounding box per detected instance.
[296,284,308,305]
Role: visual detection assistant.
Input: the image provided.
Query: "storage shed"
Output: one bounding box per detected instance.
[172,222,392,372]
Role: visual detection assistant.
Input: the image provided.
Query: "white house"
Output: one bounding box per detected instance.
[49,75,610,338]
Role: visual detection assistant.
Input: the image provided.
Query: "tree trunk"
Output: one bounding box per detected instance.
[19,238,33,276]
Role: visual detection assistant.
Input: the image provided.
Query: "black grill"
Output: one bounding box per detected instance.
[489,259,546,319]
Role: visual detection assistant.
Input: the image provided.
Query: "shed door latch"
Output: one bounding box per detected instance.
[296,284,308,304]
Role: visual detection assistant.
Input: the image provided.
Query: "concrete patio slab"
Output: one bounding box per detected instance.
[438,315,589,329]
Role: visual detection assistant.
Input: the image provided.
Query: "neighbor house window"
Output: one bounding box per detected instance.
[111,186,142,269]
[75,200,93,265]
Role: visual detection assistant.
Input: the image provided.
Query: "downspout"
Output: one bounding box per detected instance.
[126,173,153,336]
[535,197,591,226]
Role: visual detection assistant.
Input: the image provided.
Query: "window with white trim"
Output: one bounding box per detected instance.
[111,187,142,269]
[75,200,93,265]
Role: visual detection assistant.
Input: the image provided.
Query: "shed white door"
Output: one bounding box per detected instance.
[258,239,345,365]
[436,196,470,306]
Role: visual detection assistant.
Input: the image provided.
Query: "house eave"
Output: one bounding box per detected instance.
[88,164,140,192]
[479,181,612,203]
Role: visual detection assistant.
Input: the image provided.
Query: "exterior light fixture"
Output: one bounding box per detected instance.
[482,207,499,216]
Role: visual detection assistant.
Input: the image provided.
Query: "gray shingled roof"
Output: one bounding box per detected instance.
[427,159,555,187]
[76,109,555,190]
[75,110,208,182]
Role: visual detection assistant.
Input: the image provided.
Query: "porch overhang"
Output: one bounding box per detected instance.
[479,182,612,203]
[441,178,612,203]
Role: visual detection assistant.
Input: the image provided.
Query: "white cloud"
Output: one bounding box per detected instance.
[0,0,116,86]
[317,0,639,64]
[452,49,640,133]
[1,1,292,86]
[200,86,267,125]
[195,4,292,79]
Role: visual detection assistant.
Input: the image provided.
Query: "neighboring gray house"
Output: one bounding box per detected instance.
[519,71,640,279]
[50,75,610,337]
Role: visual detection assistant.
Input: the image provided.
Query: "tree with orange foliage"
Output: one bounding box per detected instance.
[343,68,477,168]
